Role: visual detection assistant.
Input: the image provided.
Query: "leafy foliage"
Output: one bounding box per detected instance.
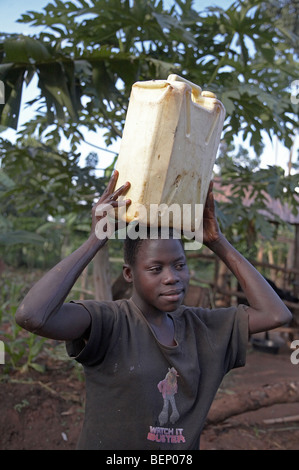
[0,0,298,265]
[0,275,46,373]
[0,135,107,266]
[0,0,298,151]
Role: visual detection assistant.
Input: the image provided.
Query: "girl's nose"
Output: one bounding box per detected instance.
[162,267,179,284]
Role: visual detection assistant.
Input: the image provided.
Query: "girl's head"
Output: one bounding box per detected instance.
[123,225,190,314]
[123,225,184,266]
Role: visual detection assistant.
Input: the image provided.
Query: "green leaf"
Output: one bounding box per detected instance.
[0,169,15,190]
[4,37,28,62]
[24,37,51,62]
[29,362,45,373]
[0,67,25,129]
[38,62,78,122]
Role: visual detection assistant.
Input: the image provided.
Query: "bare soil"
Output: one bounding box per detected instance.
[201,338,299,450]
[0,334,298,451]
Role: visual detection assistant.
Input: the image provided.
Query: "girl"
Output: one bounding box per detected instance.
[16,170,291,450]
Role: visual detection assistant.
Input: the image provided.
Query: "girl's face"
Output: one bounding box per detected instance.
[123,238,190,315]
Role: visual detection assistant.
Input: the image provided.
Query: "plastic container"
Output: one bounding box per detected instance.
[114,74,226,233]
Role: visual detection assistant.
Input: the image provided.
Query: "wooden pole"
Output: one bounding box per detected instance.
[93,242,113,301]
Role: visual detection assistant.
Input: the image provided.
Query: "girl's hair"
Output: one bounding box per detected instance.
[123,225,184,266]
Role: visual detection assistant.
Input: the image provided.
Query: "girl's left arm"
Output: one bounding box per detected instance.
[203,182,292,335]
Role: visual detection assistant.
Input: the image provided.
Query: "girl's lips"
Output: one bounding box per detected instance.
[160,290,184,301]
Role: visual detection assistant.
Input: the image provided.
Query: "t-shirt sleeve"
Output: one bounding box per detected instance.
[224,304,248,370]
[196,304,249,372]
[66,300,117,366]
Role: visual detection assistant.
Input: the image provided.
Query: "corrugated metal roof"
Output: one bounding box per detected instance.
[213,179,299,225]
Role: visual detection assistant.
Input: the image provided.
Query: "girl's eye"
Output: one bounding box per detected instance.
[149,266,162,273]
[175,263,186,270]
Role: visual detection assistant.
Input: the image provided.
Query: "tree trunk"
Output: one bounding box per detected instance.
[215,261,231,307]
[206,381,299,425]
[93,243,113,301]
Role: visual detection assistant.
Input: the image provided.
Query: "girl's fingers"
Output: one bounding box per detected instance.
[102,170,119,196]
[95,199,131,218]
[107,181,130,201]
[93,179,130,213]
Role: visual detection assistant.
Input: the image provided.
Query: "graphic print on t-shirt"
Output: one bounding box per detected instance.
[147,367,186,445]
[157,367,180,425]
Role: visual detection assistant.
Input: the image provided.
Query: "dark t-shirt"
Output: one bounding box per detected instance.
[66,298,248,450]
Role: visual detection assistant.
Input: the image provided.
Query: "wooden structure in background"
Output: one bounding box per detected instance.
[213,179,299,298]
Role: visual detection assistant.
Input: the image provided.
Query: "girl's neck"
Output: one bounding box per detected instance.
[130,297,176,347]
[131,295,165,325]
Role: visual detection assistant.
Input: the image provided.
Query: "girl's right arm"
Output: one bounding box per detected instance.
[15,171,130,341]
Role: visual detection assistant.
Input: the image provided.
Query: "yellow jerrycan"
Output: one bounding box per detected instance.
[114,74,226,234]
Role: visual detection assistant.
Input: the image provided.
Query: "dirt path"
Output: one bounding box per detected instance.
[201,340,299,450]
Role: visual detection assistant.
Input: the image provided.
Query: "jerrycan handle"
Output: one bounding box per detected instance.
[167,74,203,103]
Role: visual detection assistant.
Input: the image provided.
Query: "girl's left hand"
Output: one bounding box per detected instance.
[202,181,222,247]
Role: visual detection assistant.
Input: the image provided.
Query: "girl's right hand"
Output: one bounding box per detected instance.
[91,170,131,240]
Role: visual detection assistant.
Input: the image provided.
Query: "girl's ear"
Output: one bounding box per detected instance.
[123,264,133,283]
